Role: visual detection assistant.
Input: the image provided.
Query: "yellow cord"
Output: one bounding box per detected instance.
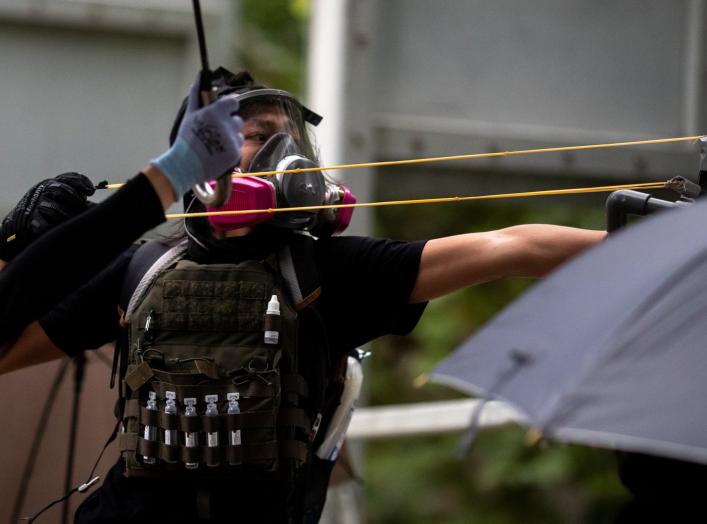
[166,181,667,219]
[104,135,703,189]
[236,135,704,179]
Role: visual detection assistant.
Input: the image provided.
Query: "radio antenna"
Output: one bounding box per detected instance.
[192,0,210,74]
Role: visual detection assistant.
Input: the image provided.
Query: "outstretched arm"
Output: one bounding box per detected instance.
[410,224,605,303]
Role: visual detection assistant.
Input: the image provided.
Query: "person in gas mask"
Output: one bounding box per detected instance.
[0,68,604,523]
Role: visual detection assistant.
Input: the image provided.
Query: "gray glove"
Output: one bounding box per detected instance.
[150,76,244,198]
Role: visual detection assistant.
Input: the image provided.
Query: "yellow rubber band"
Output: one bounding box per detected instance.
[165,181,667,219]
[104,135,703,190]
[237,135,704,179]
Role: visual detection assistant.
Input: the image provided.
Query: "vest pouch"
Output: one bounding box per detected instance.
[122,260,300,479]
[122,372,282,478]
[122,259,307,480]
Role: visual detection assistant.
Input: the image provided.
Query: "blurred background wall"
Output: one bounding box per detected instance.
[0,1,235,522]
[1,0,706,523]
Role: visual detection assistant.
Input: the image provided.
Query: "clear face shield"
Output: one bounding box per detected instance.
[238,89,320,170]
[205,89,356,235]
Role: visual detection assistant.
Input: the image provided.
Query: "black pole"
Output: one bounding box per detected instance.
[61,353,86,524]
[192,0,210,73]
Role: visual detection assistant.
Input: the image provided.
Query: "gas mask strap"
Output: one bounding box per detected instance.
[184,194,208,251]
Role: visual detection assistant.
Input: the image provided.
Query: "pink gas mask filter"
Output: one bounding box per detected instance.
[206,174,276,232]
[205,173,357,236]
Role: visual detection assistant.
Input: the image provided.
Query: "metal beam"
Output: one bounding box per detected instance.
[347,399,525,440]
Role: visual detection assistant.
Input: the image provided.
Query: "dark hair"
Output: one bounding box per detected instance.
[168,68,267,146]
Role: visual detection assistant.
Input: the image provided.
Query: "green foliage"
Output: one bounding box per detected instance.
[364,431,626,524]
[238,0,310,96]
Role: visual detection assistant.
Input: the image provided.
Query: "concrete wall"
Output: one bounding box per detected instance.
[335,0,707,203]
[0,0,236,212]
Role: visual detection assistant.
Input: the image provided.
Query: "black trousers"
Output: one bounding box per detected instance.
[75,460,290,524]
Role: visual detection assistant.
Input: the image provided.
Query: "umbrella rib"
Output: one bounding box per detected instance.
[455,349,536,450]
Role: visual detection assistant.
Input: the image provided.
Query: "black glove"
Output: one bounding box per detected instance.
[0,172,95,262]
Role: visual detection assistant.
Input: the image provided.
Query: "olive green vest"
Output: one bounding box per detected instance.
[118,257,312,478]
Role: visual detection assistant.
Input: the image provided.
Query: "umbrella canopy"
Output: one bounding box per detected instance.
[432,196,707,464]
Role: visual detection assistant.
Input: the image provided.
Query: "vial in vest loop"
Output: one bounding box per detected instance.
[227,392,242,466]
[163,391,178,463]
[184,397,199,469]
[264,294,281,345]
[142,391,158,465]
[205,394,220,467]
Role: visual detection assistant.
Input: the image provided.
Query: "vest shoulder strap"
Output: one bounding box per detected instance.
[121,235,320,318]
[119,239,188,321]
[278,233,321,311]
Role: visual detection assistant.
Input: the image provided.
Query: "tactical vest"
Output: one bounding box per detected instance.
[116,241,317,480]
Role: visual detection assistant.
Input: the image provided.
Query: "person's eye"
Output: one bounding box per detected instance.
[245,133,267,143]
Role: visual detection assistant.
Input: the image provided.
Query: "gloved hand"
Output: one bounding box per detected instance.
[0,172,95,262]
[150,76,244,199]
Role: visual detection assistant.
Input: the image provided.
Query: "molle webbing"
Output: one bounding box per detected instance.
[119,436,307,465]
[125,399,310,433]
[120,397,310,467]
[121,256,314,479]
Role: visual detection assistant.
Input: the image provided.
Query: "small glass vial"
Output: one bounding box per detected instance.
[264,295,280,345]
[184,397,199,470]
[142,392,158,465]
[163,391,178,463]
[227,392,241,466]
[205,394,220,467]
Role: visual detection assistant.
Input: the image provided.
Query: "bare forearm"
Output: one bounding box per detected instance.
[410,224,605,303]
[500,224,606,278]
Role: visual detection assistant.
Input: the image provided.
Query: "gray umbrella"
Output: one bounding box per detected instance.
[431,195,707,464]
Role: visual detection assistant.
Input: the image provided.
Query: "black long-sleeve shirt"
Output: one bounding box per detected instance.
[0,174,165,344]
